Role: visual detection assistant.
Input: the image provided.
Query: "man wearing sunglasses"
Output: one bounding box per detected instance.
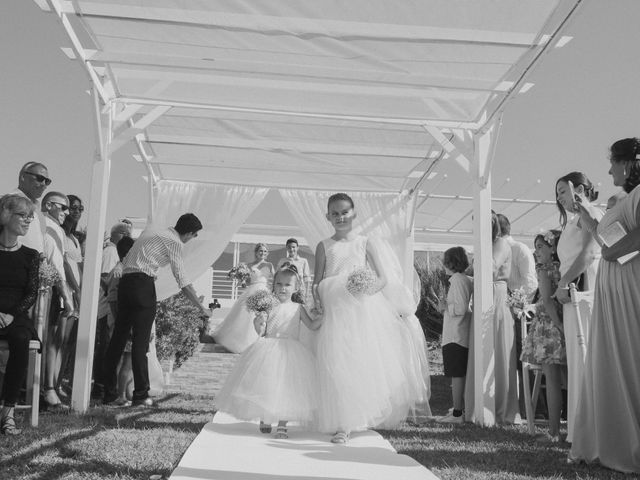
[41,191,75,409]
[11,162,51,253]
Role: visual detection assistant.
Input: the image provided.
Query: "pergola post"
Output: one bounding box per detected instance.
[471,125,497,426]
[71,89,112,412]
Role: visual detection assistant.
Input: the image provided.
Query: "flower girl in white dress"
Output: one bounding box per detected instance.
[312,193,428,444]
[215,264,322,439]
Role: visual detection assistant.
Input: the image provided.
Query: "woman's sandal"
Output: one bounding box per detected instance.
[1,413,22,436]
[259,421,272,434]
[274,425,288,439]
[331,431,349,444]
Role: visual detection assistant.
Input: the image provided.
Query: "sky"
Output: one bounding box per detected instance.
[1,0,639,235]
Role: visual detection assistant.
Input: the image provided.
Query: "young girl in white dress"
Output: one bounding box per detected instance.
[312,193,426,444]
[213,243,275,353]
[215,264,322,439]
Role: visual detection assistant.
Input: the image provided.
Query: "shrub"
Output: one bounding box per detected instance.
[155,292,202,369]
[414,253,449,341]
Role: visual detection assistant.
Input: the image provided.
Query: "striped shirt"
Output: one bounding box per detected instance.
[122,227,188,288]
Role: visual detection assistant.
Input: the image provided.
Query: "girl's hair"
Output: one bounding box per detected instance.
[491,212,501,242]
[610,137,640,193]
[254,242,268,254]
[62,194,83,236]
[0,194,35,233]
[443,246,469,273]
[533,229,561,263]
[273,263,304,303]
[327,193,354,211]
[555,172,599,228]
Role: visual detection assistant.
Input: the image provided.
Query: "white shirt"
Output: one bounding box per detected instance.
[44,215,66,279]
[441,273,473,347]
[11,188,45,253]
[122,227,188,288]
[504,235,538,298]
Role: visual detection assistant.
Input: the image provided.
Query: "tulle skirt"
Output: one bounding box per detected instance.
[212,282,267,353]
[315,274,420,433]
[215,337,318,425]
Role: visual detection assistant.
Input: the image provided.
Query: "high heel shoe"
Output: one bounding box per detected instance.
[1,409,22,435]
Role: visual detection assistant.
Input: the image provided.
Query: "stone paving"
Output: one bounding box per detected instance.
[164,343,238,398]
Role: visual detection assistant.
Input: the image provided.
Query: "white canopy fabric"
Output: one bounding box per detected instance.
[43,0,581,239]
[38,0,585,423]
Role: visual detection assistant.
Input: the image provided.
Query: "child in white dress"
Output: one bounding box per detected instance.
[215,264,322,439]
[312,193,426,443]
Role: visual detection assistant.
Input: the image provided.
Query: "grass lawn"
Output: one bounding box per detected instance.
[0,351,629,480]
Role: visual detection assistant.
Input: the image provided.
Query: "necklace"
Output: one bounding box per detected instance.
[0,240,18,250]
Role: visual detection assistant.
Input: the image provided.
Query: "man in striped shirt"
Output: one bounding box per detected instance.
[102,213,211,407]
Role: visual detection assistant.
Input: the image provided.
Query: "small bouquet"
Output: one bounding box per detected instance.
[245,289,279,315]
[38,258,61,290]
[346,267,378,297]
[227,263,251,287]
[507,287,529,320]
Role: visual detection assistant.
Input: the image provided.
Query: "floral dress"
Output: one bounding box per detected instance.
[520,261,566,365]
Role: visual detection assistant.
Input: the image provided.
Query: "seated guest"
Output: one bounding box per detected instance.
[0,194,40,435]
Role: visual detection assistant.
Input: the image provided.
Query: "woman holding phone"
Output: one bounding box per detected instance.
[553,171,603,443]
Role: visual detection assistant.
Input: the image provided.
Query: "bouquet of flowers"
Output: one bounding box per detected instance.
[227,263,251,287]
[346,267,378,297]
[245,289,279,315]
[507,287,529,319]
[38,258,61,290]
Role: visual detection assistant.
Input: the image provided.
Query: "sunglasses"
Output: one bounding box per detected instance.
[23,171,52,186]
[70,205,84,212]
[50,201,69,212]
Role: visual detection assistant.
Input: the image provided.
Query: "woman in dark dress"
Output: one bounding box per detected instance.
[0,194,40,435]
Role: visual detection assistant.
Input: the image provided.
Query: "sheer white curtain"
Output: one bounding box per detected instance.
[150,181,268,300]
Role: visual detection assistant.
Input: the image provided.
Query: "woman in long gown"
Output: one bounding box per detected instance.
[569,138,640,473]
[213,243,275,353]
[466,212,519,424]
[554,172,603,443]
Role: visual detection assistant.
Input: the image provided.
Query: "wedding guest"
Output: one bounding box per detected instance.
[497,213,538,417]
[56,194,84,397]
[213,243,275,353]
[0,194,40,435]
[569,137,640,474]
[520,230,565,442]
[436,247,472,424]
[41,191,74,409]
[553,171,603,443]
[11,162,50,254]
[276,238,312,295]
[466,212,519,424]
[102,213,211,406]
[92,222,131,398]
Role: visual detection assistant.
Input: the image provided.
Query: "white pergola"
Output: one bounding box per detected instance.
[35,0,584,425]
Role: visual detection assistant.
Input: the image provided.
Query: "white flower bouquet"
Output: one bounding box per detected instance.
[227,263,251,287]
[245,289,279,315]
[346,267,378,297]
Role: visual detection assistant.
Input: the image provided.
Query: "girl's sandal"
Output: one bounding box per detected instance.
[274,425,288,439]
[331,431,349,444]
[259,421,272,434]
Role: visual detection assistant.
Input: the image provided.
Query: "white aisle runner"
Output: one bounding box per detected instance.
[170,413,439,480]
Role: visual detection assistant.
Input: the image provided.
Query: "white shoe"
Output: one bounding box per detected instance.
[436,413,464,424]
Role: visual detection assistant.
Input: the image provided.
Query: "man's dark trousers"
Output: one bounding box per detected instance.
[103,273,156,402]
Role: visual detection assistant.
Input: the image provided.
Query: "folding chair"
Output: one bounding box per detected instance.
[520,308,544,435]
